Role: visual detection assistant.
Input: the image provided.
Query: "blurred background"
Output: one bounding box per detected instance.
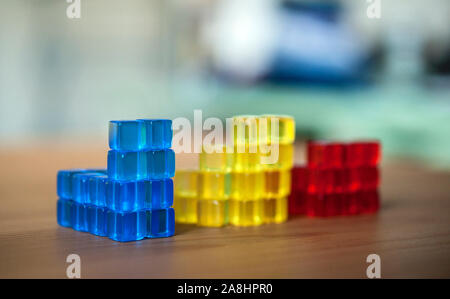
[0,0,449,168]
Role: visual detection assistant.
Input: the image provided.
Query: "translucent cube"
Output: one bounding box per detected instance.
[174,169,198,197]
[229,199,264,226]
[72,172,107,204]
[232,145,263,172]
[138,119,173,149]
[264,169,291,198]
[308,141,345,169]
[109,120,145,151]
[146,208,175,238]
[173,195,197,224]
[199,145,233,172]
[260,143,294,170]
[232,115,259,147]
[231,171,265,200]
[263,197,288,223]
[345,141,381,167]
[107,150,147,180]
[197,199,229,227]
[57,169,106,199]
[106,178,173,212]
[71,201,88,232]
[260,115,295,145]
[107,210,147,242]
[57,198,73,227]
[198,171,231,199]
[87,205,108,236]
[88,175,108,206]
[146,149,175,179]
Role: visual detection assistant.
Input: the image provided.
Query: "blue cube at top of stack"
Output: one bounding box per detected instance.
[56,119,175,242]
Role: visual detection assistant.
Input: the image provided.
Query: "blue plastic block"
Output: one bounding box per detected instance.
[57,169,106,199]
[146,208,175,238]
[88,175,108,207]
[57,198,73,227]
[109,120,145,151]
[107,150,147,181]
[144,179,174,209]
[72,172,107,204]
[107,210,146,242]
[138,119,172,149]
[87,205,108,236]
[106,178,173,212]
[146,149,175,179]
[72,201,88,232]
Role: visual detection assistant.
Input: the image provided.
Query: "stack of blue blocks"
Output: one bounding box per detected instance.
[57,119,175,242]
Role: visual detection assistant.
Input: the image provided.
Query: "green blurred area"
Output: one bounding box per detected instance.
[171,79,450,168]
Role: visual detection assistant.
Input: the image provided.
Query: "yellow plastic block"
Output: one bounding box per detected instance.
[232,115,259,146]
[174,170,198,197]
[263,197,288,224]
[199,145,233,172]
[197,199,229,227]
[264,169,291,197]
[229,199,264,226]
[198,171,231,199]
[173,195,198,224]
[260,143,294,170]
[233,145,263,172]
[231,171,265,200]
[260,115,295,144]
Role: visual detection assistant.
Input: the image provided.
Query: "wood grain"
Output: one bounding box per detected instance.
[0,143,449,278]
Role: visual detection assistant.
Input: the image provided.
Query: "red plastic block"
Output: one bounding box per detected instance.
[323,193,342,216]
[288,191,307,215]
[341,192,361,215]
[345,141,380,167]
[306,193,325,217]
[307,141,345,169]
[307,141,326,168]
[363,141,381,166]
[306,193,342,217]
[333,168,348,194]
[290,141,381,218]
[304,168,348,195]
[346,168,361,192]
[307,168,324,194]
[291,166,308,192]
[360,166,380,191]
[360,190,380,214]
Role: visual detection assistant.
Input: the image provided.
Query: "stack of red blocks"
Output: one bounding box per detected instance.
[289,141,381,217]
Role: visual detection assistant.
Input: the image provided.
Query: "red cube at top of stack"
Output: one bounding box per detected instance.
[289,140,381,217]
[307,141,380,169]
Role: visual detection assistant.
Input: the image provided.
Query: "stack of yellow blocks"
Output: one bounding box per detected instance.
[174,115,295,227]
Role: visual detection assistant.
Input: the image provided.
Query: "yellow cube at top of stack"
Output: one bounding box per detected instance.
[173,169,198,224]
[232,115,260,147]
[259,114,295,145]
[232,115,295,170]
[259,115,295,171]
[197,144,230,227]
[232,114,295,145]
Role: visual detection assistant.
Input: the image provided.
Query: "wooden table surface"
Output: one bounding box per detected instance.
[0,143,449,278]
